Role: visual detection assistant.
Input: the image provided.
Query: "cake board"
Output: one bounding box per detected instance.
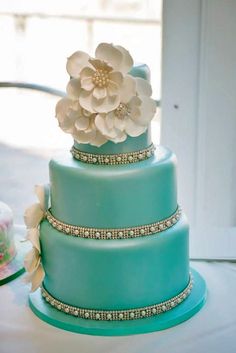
[29,268,207,336]
[0,228,30,285]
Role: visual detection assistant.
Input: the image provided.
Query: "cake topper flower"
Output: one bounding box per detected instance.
[56,42,156,146]
[94,77,157,142]
[66,43,134,113]
[24,185,49,292]
[55,96,108,146]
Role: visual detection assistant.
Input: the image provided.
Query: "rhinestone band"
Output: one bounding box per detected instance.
[70,144,155,165]
[41,275,193,321]
[46,206,181,240]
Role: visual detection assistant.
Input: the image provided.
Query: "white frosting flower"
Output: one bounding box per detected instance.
[55,42,156,146]
[66,43,134,113]
[24,185,49,292]
[95,77,156,142]
[24,185,46,228]
[55,96,108,147]
[24,230,45,293]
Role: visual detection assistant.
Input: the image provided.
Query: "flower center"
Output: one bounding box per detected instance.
[115,103,130,119]
[92,69,109,88]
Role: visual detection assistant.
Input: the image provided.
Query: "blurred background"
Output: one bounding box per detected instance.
[0,0,162,223]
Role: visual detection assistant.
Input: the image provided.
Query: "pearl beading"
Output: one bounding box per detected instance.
[92,69,109,88]
[46,206,181,240]
[70,144,155,165]
[41,274,193,321]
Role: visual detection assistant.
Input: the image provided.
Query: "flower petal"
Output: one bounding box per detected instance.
[80,67,95,91]
[133,95,156,126]
[24,248,40,273]
[125,118,147,137]
[129,105,140,121]
[95,43,122,71]
[107,80,119,97]
[55,98,78,133]
[89,58,112,71]
[95,114,110,134]
[66,79,82,99]
[105,112,115,129]
[73,127,96,144]
[92,94,120,113]
[81,77,94,91]
[90,131,108,147]
[35,184,50,210]
[30,264,45,292]
[24,203,44,229]
[93,87,107,100]
[129,95,141,108]
[109,71,123,86]
[120,75,136,103]
[135,77,152,97]
[27,228,41,253]
[115,45,134,74]
[80,66,95,79]
[111,131,127,143]
[114,116,126,131]
[66,51,90,78]
[25,263,45,292]
[55,97,72,120]
[34,185,45,210]
[79,91,96,113]
[75,117,90,131]
[95,114,117,138]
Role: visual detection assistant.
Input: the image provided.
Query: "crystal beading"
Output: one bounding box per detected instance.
[41,274,193,321]
[70,144,155,165]
[46,206,181,240]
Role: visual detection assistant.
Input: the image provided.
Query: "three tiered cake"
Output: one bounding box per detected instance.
[24,43,206,335]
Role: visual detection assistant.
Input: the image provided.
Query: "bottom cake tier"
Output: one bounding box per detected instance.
[29,267,206,335]
[29,213,207,335]
[40,213,190,311]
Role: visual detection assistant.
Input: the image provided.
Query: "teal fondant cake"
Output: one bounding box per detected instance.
[24,43,206,335]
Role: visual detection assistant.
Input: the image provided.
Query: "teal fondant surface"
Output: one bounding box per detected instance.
[40,214,189,310]
[49,146,177,228]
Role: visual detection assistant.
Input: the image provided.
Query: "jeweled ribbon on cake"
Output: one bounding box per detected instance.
[41,274,193,321]
[46,206,181,240]
[71,143,155,165]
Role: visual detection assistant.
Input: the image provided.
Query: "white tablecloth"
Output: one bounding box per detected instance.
[1,261,236,353]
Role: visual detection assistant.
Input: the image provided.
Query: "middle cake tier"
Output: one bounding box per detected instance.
[49,145,177,228]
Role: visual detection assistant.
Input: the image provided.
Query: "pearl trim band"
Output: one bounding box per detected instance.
[70,144,155,165]
[46,206,181,240]
[41,275,193,321]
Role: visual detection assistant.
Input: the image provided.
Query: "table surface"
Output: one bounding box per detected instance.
[1,260,236,353]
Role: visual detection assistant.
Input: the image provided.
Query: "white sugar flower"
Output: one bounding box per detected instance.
[24,185,49,292]
[66,43,135,113]
[56,43,156,146]
[95,77,156,142]
[24,185,48,228]
[24,233,45,292]
[55,96,108,147]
